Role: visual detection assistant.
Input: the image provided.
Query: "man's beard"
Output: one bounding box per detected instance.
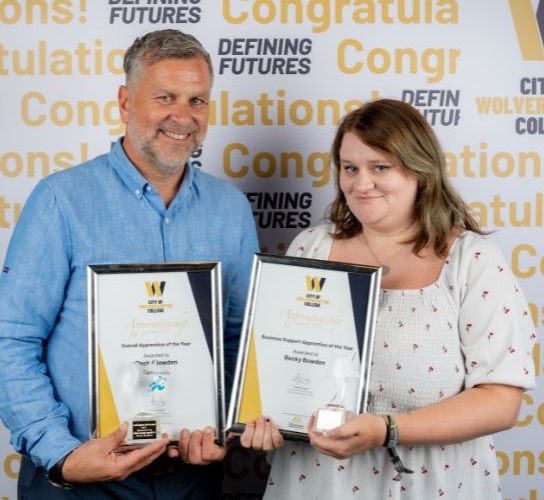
[140,140,189,175]
[128,121,198,175]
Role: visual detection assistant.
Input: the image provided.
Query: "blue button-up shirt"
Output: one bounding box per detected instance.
[0,139,258,470]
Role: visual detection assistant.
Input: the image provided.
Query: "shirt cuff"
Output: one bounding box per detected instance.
[28,426,82,471]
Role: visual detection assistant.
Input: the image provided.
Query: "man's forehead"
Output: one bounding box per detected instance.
[130,58,212,89]
[142,55,211,75]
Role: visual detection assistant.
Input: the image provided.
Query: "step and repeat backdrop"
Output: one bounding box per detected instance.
[0,1,543,498]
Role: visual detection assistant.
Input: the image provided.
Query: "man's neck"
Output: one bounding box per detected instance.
[120,137,186,208]
[144,167,185,208]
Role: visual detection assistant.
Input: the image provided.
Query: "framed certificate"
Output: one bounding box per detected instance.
[88,262,225,448]
[227,254,381,442]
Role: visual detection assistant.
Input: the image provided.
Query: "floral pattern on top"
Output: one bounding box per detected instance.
[264,225,535,500]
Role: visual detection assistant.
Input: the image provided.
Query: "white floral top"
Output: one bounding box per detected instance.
[264,225,536,500]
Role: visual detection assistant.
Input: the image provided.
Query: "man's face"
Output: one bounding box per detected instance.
[119,57,211,177]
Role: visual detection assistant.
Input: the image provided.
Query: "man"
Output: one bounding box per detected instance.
[0,30,258,498]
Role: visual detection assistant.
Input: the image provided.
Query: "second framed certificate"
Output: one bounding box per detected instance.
[88,262,225,448]
[227,254,381,442]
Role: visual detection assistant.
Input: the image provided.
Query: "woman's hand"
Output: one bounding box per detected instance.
[308,413,386,460]
[240,416,285,451]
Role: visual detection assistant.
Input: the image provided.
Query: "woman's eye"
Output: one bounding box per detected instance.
[374,165,390,172]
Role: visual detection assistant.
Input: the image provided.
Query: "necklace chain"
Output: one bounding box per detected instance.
[357,232,407,276]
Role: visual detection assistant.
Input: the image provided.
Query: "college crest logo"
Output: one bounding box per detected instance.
[145,281,166,298]
[509,0,544,60]
[305,276,326,293]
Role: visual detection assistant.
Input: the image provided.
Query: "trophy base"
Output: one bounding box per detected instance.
[314,404,347,433]
[127,414,161,444]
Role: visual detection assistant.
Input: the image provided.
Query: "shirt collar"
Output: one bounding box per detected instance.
[108,138,196,202]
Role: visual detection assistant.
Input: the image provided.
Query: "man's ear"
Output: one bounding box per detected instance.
[118,85,129,124]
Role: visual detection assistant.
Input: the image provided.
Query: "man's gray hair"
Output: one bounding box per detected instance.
[123,29,213,84]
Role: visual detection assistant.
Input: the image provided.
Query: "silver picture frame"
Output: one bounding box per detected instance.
[227,254,381,442]
[88,262,225,448]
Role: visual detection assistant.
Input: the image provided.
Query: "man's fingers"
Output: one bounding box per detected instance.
[119,439,168,473]
[187,430,204,464]
[167,446,180,458]
[201,427,226,462]
[115,435,169,477]
[64,423,132,482]
[55,425,170,483]
[178,429,191,462]
[173,428,226,465]
[201,427,216,460]
[101,422,129,452]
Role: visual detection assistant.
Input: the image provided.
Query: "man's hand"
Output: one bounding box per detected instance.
[167,427,226,465]
[62,422,169,483]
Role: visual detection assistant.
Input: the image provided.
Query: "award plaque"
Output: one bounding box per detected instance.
[88,262,225,448]
[227,254,381,442]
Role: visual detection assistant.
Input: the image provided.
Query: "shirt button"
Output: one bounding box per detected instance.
[135,189,140,196]
[146,185,152,192]
[164,217,170,224]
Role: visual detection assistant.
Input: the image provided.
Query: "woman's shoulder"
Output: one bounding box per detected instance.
[449,231,506,264]
[444,231,512,290]
[286,223,334,258]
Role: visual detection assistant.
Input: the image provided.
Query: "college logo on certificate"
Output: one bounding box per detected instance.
[227,254,381,442]
[88,262,225,448]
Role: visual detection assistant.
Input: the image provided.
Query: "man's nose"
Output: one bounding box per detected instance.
[171,101,193,125]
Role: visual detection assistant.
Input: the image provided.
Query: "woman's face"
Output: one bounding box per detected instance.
[339,131,418,232]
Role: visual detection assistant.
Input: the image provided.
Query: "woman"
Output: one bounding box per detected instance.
[241,99,536,499]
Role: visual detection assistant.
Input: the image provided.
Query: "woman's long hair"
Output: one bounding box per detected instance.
[329,99,483,256]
